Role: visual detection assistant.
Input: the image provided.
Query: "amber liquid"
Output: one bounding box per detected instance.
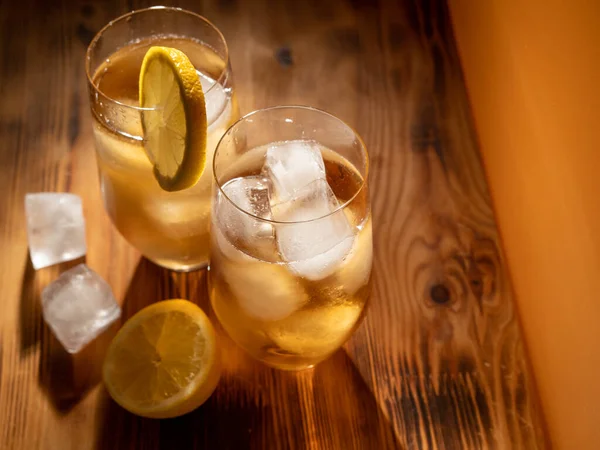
[209,145,373,370]
[91,37,238,271]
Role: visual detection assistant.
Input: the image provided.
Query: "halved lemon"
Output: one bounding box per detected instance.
[103,299,220,418]
[139,47,207,191]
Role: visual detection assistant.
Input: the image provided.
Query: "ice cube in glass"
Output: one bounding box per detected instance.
[263,142,354,280]
[263,141,327,204]
[216,176,275,259]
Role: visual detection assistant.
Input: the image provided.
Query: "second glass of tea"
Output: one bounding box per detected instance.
[210,106,373,370]
[86,6,238,271]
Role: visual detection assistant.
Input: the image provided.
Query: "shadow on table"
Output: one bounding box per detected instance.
[19,257,40,355]
[92,257,402,449]
[117,257,210,322]
[93,349,402,449]
[37,317,118,414]
[33,256,187,414]
[18,254,112,414]
[31,256,113,413]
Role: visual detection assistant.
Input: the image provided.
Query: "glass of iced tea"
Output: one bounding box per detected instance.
[86,7,238,271]
[209,106,373,370]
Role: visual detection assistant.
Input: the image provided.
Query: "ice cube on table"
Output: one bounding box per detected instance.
[215,176,275,259]
[42,264,121,354]
[263,143,354,280]
[25,193,87,269]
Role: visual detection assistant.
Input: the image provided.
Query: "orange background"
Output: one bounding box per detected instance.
[448,0,600,448]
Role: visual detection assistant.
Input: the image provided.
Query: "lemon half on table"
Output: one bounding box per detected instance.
[103,299,220,419]
[139,47,208,192]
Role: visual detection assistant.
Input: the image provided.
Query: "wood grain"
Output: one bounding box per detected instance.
[0,0,547,448]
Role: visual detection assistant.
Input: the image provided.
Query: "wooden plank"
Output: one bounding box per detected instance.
[0,0,547,448]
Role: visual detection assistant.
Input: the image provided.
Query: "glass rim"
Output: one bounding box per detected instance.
[85,5,230,113]
[213,105,370,225]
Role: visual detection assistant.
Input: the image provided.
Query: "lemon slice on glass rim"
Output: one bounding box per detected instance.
[139,46,208,192]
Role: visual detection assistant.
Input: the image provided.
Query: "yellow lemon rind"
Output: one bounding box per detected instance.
[103,299,220,419]
[139,47,208,192]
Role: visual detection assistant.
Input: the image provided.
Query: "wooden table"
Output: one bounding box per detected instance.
[0,0,548,448]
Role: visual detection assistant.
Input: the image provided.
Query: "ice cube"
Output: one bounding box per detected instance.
[267,303,362,356]
[144,195,211,240]
[215,238,309,321]
[212,178,308,321]
[199,72,230,129]
[215,176,275,259]
[262,143,354,280]
[42,264,121,354]
[232,264,308,321]
[25,193,87,269]
[274,181,355,280]
[221,176,272,220]
[212,219,308,321]
[263,141,327,204]
[336,216,374,295]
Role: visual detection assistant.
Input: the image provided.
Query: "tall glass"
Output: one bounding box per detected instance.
[209,106,373,370]
[86,7,238,271]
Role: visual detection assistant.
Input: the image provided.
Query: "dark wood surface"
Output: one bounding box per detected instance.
[0,0,547,448]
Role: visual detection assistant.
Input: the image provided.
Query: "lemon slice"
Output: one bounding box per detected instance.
[139,47,207,191]
[103,299,220,418]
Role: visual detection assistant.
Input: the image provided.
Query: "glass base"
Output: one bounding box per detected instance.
[146,256,208,272]
[261,361,316,371]
[252,346,331,371]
